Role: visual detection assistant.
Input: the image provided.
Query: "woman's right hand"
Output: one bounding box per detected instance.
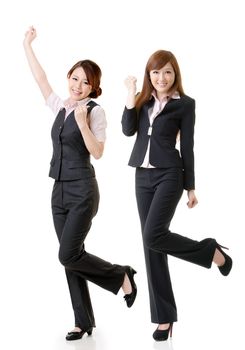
[23,26,36,46]
[124,76,137,109]
[124,76,137,95]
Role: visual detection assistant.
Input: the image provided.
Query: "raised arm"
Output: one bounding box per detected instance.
[23,26,53,100]
[121,76,138,136]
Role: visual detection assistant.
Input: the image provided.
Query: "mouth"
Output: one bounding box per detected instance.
[157,82,167,88]
[72,89,82,96]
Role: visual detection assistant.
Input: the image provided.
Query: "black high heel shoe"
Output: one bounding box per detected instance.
[216,244,232,276]
[65,327,93,341]
[123,266,137,308]
[153,323,173,341]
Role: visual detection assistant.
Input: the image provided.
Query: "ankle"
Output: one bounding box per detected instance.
[158,323,170,330]
[122,273,132,295]
[72,327,81,332]
[213,248,225,267]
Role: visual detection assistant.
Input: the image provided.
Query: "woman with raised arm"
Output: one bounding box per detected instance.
[122,50,232,341]
[23,26,137,341]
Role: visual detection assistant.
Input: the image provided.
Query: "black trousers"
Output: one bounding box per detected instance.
[51,177,125,329]
[135,167,217,324]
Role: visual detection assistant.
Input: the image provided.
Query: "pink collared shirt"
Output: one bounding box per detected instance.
[141,91,180,168]
[46,92,107,142]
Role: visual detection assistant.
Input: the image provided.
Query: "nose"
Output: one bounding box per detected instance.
[158,71,165,81]
[74,80,81,89]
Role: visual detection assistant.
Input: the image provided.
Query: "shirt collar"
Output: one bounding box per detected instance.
[152,90,180,102]
[64,97,91,109]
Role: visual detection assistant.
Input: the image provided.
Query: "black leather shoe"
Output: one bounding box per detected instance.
[217,244,232,276]
[123,266,137,308]
[65,327,93,341]
[153,323,173,341]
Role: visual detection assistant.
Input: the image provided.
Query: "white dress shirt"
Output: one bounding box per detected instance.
[141,91,180,168]
[46,92,107,142]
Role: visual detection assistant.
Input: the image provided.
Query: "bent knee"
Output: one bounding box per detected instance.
[58,248,72,266]
[143,229,169,249]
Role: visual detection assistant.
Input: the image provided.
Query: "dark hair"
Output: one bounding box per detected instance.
[67,60,102,98]
[136,50,184,110]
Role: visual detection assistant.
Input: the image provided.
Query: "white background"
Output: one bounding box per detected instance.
[0,0,244,349]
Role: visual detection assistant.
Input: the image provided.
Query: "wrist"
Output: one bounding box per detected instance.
[128,89,136,95]
[23,41,32,50]
[78,121,89,131]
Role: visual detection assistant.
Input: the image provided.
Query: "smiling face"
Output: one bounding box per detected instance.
[68,67,92,101]
[149,62,176,100]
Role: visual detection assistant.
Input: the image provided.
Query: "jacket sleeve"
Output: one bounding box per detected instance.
[180,99,196,190]
[121,106,138,136]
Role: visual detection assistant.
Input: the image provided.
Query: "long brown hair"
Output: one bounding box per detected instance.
[136,50,184,111]
[67,60,102,98]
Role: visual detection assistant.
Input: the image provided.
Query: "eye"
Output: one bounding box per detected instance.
[152,70,159,74]
[72,77,78,81]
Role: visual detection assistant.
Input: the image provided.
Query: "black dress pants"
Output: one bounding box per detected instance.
[135,167,217,324]
[51,177,125,329]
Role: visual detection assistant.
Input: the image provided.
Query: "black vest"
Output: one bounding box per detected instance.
[49,101,98,181]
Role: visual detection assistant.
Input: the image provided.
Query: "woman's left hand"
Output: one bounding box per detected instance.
[74,105,89,129]
[187,190,198,208]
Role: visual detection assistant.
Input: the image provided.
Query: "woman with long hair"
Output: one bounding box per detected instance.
[122,49,232,341]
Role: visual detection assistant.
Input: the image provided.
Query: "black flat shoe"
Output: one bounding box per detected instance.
[123,266,137,308]
[153,323,173,341]
[217,244,233,276]
[65,327,93,341]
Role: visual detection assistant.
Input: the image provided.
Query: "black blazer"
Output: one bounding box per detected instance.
[49,101,97,181]
[121,95,195,190]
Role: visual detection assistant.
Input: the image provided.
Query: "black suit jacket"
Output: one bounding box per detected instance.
[49,101,97,181]
[121,95,195,190]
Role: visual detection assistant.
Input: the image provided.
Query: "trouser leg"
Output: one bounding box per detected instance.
[65,270,95,329]
[135,171,177,323]
[141,169,216,267]
[52,178,125,294]
[135,168,217,323]
[143,246,177,323]
[51,182,95,329]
